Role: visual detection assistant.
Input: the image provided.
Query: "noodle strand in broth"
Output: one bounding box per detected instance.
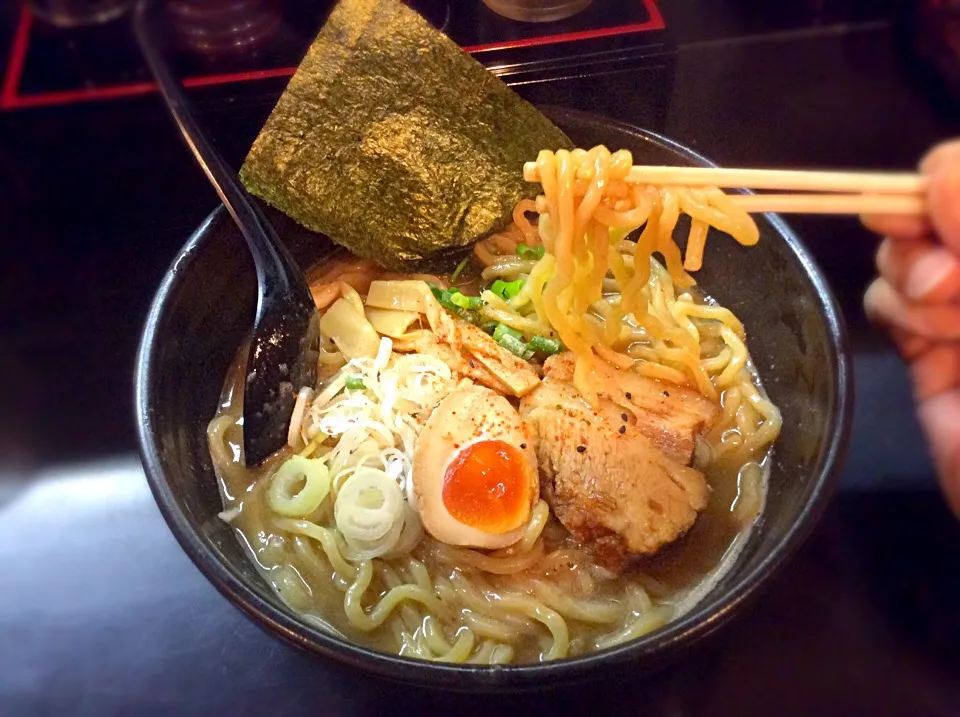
[207,145,783,664]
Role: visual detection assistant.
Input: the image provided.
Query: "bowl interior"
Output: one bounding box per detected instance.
[136,107,851,687]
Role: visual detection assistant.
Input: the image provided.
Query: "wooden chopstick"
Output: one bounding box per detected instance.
[727,193,925,215]
[522,162,926,194]
[521,163,928,216]
[616,166,926,194]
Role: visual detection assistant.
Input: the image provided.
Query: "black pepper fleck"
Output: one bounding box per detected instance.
[576,445,586,453]
[619,425,626,434]
[520,443,527,449]
[663,391,670,397]
[621,413,628,422]
[625,392,632,399]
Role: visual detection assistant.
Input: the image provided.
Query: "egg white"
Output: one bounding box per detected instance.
[411,384,539,549]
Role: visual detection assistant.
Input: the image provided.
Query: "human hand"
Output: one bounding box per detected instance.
[864,140,960,517]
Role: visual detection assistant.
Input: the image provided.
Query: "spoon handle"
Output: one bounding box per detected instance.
[134,0,319,466]
[132,0,302,297]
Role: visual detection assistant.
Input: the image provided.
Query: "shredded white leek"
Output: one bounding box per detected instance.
[296,337,456,506]
[288,386,315,448]
[383,502,424,559]
[218,506,242,524]
[278,327,459,566]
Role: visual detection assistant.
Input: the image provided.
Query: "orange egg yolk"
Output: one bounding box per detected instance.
[441,440,530,534]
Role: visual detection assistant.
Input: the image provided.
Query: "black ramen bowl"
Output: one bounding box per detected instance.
[135,107,853,689]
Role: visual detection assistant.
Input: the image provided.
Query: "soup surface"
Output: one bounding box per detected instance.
[208,145,781,664]
[208,262,773,664]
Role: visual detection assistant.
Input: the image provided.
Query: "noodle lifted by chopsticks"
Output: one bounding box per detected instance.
[478,146,761,405]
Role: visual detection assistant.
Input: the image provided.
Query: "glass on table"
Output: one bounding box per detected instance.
[28,0,131,28]
[481,0,593,23]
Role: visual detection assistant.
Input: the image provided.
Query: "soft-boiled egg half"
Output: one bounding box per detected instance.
[411,384,539,549]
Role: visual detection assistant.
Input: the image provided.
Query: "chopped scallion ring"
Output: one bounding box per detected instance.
[450,255,470,283]
[493,322,523,343]
[497,332,534,361]
[529,335,563,354]
[267,455,331,518]
[516,243,545,260]
[345,376,366,390]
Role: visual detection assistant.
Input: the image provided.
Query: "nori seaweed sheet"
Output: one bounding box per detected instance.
[239,0,572,271]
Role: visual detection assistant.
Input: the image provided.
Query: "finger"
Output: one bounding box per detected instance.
[910,342,960,401]
[875,237,932,294]
[927,150,960,258]
[861,139,960,248]
[919,138,960,173]
[860,213,931,241]
[889,328,933,361]
[875,237,960,303]
[916,390,960,517]
[864,278,960,340]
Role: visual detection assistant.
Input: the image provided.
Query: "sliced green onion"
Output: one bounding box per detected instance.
[529,335,564,354]
[490,278,525,300]
[267,455,331,518]
[493,322,523,343]
[449,291,484,310]
[335,468,404,546]
[480,321,499,335]
[516,243,545,260]
[459,308,481,324]
[450,255,470,283]
[503,279,525,299]
[429,284,480,325]
[345,376,365,390]
[497,332,534,361]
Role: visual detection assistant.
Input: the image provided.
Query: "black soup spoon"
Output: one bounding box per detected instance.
[133,0,318,466]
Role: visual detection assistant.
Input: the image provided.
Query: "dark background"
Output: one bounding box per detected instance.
[2,1,959,715]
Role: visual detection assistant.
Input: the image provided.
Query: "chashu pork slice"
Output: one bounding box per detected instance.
[520,355,718,572]
[542,353,717,464]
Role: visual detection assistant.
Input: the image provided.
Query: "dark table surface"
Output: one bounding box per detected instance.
[2,1,960,715]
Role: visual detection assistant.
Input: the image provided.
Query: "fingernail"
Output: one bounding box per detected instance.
[864,278,897,323]
[906,248,960,301]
